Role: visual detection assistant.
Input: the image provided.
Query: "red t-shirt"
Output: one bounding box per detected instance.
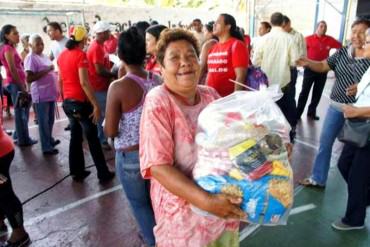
[104,35,118,54]
[58,47,89,102]
[0,100,14,157]
[87,40,111,92]
[145,55,161,76]
[206,38,249,97]
[306,34,342,61]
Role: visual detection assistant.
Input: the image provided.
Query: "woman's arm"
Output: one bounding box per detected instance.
[343,105,370,118]
[234,67,247,91]
[199,40,216,84]
[78,67,100,124]
[26,65,54,83]
[4,50,25,91]
[296,57,331,73]
[104,81,122,137]
[150,165,246,219]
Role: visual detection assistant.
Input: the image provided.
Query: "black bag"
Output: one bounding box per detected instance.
[15,91,32,108]
[338,118,370,148]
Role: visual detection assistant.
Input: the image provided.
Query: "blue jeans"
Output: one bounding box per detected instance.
[35,101,55,152]
[311,105,345,185]
[94,91,107,143]
[115,150,156,246]
[6,83,33,145]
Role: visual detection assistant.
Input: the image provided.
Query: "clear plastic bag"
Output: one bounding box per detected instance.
[193,90,293,225]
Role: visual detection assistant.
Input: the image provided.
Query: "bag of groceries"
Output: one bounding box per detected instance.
[193,90,293,225]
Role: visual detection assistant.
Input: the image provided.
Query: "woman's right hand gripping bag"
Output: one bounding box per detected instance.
[193,89,293,225]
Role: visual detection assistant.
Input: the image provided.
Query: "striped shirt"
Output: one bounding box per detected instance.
[327,46,370,103]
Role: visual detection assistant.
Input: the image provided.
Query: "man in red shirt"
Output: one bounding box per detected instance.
[87,21,116,150]
[297,21,341,120]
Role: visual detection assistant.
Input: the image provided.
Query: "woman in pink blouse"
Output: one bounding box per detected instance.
[139,28,245,247]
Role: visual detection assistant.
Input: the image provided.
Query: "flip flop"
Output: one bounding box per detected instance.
[299,177,325,189]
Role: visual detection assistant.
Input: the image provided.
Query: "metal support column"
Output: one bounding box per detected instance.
[248,0,256,36]
[339,0,349,43]
[313,0,320,33]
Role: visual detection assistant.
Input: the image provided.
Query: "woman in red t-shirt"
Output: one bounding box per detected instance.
[206,14,249,97]
[145,24,167,75]
[0,99,30,246]
[58,26,114,183]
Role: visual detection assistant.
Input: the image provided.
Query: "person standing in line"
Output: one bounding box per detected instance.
[46,22,68,63]
[282,15,306,141]
[0,98,30,247]
[58,25,114,183]
[298,19,370,188]
[331,27,370,231]
[252,12,299,143]
[87,21,116,151]
[206,13,248,97]
[104,27,161,247]
[140,28,245,247]
[296,21,342,121]
[190,18,206,46]
[145,24,168,75]
[24,34,60,155]
[0,24,37,147]
[46,22,70,131]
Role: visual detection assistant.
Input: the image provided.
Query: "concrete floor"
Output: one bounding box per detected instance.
[1,71,369,247]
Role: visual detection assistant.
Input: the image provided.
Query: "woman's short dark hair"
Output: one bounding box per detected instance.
[145,24,168,41]
[220,13,244,41]
[134,21,150,38]
[351,18,370,29]
[118,27,146,65]
[0,24,16,45]
[47,22,63,33]
[65,40,80,50]
[156,28,199,66]
[205,21,214,32]
[260,21,272,31]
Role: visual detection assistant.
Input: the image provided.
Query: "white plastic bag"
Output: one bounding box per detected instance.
[193,90,293,225]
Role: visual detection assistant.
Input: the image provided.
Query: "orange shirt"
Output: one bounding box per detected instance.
[87,40,111,92]
[58,47,89,102]
[206,38,249,97]
[0,100,14,157]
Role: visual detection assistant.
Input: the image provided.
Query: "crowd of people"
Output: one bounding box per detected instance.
[0,10,369,247]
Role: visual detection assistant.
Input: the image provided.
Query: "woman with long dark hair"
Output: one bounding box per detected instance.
[145,24,167,75]
[206,14,249,97]
[0,24,37,146]
[58,25,114,183]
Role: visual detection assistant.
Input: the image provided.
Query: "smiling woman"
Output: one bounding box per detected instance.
[332,27,370,231]
[139,29,245,247]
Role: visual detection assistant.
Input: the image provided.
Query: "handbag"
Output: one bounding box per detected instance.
[15,91,32,108]
[338,118,370,148]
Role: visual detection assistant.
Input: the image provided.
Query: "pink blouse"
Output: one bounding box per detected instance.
[139,85,239,247]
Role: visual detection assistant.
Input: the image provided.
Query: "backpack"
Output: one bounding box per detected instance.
[230,39,269,91]
[245,66,269,91]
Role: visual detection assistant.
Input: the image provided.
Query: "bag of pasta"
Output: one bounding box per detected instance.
[193,90,293,225]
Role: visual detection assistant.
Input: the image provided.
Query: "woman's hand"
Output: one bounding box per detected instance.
[346,83,358,96]
[342,105,360,118]
[296,57,309,67]
[90,104,101,124]
[0,174,8,186]
[285,143,293,162]
[203,193,246,220]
